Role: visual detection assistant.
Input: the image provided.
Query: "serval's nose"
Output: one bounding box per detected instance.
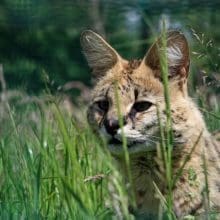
[104,117,127,136]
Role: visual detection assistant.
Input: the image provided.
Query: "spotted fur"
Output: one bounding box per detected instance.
[81,30,220,218]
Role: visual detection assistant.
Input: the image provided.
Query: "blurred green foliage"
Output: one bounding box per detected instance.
[0,0,219,95]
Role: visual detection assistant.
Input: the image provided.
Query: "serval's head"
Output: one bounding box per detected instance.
[81,30,190,154]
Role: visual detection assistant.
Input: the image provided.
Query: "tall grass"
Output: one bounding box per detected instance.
[0,99,132,219]
[158,24,175,220]
[113,81,136,212]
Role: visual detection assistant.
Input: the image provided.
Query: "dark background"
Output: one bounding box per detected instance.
[0,0,219,99]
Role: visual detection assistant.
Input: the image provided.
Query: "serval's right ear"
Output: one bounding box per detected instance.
[80,30,121,76]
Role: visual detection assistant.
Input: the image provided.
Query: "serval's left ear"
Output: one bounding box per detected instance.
[144,31,190,80]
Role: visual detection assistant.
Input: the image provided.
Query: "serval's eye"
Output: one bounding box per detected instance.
[96,100,109,111]
[133,101,152,112]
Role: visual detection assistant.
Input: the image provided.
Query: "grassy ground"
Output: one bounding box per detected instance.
[0,87,220,220]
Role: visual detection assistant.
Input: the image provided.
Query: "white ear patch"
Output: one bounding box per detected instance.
[166,45,183,66]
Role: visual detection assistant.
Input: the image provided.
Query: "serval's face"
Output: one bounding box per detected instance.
[81,30,189,154]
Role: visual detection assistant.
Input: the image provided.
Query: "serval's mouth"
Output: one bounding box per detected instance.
[109,137,123,145]
[108,137,146,148]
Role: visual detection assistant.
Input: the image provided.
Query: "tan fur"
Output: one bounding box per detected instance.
[81,30,220,218]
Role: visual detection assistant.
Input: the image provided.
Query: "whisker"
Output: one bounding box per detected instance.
[145,138,157,145]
